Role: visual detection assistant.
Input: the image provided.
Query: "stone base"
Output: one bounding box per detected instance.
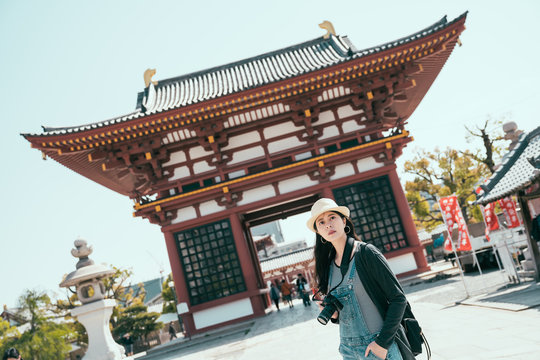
[71,299,125,360]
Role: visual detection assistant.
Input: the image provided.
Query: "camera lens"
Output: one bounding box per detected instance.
[317,294,343,325]
[317,303,336,325]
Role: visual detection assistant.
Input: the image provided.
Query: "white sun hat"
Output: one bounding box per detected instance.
[306,198,350,232]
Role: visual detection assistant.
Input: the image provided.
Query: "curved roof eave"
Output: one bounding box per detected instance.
[23,12,467,138]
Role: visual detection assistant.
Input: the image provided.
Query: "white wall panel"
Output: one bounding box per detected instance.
[329,163,355,180]
[199,200,226,216]
[223,131,261,150]
[278,175,317,193]
[193,160,214,173]
[193,298,253,329]
[318,125,339,140]
[387,253,417,275]
[163,150,187,167]
[356,157,384,172]
[317,110,335,125]
[342,120,366,134]
[171,206,197,224]
[268,137,304,153]
[189,146,213,160]
[263,121,297,139]
[337,104,364,119]
[237,185,276,206]
[170,166,191,181]
[228,146,265,165]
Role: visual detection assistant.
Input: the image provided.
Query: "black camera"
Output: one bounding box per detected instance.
[317,293,343,325]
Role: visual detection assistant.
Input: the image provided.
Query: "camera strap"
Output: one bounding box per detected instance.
[312,237,356,302]
[328,237,355,293]
[339,236,355,280]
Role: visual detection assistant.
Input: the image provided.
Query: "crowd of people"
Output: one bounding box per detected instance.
[269,273,312,311]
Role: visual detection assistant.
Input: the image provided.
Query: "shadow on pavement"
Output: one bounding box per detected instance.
[140,263,538,359]
[457,281,540,312]
[140,300,320,360]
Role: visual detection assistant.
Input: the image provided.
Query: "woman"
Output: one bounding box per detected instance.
[308,198,413,360]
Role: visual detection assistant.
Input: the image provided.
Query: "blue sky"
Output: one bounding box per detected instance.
[1,0,539,309]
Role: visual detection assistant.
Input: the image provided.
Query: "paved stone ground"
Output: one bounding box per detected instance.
[137,262,540,360]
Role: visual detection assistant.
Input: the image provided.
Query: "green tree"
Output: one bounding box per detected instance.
[111,301,163,342]
[10,290,73,360]
[0,319,20,350]
[161,273,177,314]
[102,267,136,304]
[404,147,489,230]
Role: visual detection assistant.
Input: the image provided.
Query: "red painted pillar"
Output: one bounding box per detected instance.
[228,213,266,316]
[162,230,195,337]
[322,187,334,199]
[387,168,430,272]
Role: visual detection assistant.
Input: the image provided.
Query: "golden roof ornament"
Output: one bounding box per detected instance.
[144,68,158,88]
[319,20,336,39]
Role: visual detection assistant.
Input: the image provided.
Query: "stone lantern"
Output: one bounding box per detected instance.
[60,238,126,359]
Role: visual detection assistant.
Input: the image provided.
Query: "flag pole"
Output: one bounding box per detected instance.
[438,196,470,297]
[464,207,484,278]
[504,228,521,284]
[471,201,497,293]
[480,204,504,273]
[457,196,491,295]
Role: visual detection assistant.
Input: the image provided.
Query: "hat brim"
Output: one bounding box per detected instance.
[306,205,350,233]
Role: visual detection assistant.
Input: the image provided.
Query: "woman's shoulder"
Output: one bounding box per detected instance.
[354,241,380,253]
[355,241,386,263]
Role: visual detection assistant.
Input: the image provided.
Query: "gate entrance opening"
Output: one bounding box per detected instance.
[244,195,319,227]
[244,195,318,289]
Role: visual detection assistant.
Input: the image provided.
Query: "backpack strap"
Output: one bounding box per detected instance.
[356,242,430,360]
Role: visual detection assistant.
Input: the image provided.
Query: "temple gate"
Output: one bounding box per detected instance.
[23,14,467,333]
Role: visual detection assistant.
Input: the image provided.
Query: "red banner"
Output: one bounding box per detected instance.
[443,235,453,252]
[481,202,500,241]
[498,197,521,228]
[439,195,472,251]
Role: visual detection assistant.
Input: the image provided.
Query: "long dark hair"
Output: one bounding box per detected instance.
[3,348,21,360]
[313,212,360,295]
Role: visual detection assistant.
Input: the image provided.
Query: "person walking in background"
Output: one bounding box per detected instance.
[270,281,281,311]
[308,198,416,360]
[3,348,22,360]
[169,322,178,340]
[296,273,311,306]
[122,333,134,356]
[280,279,294,308]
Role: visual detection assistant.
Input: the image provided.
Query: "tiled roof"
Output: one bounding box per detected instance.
[260,247,314,273]
[27,13,466,137]
[129,277,163,305]
[137,36,354,114]
[477,126,540,204]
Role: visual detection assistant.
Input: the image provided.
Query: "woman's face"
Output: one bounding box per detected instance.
[315,211,346,242]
